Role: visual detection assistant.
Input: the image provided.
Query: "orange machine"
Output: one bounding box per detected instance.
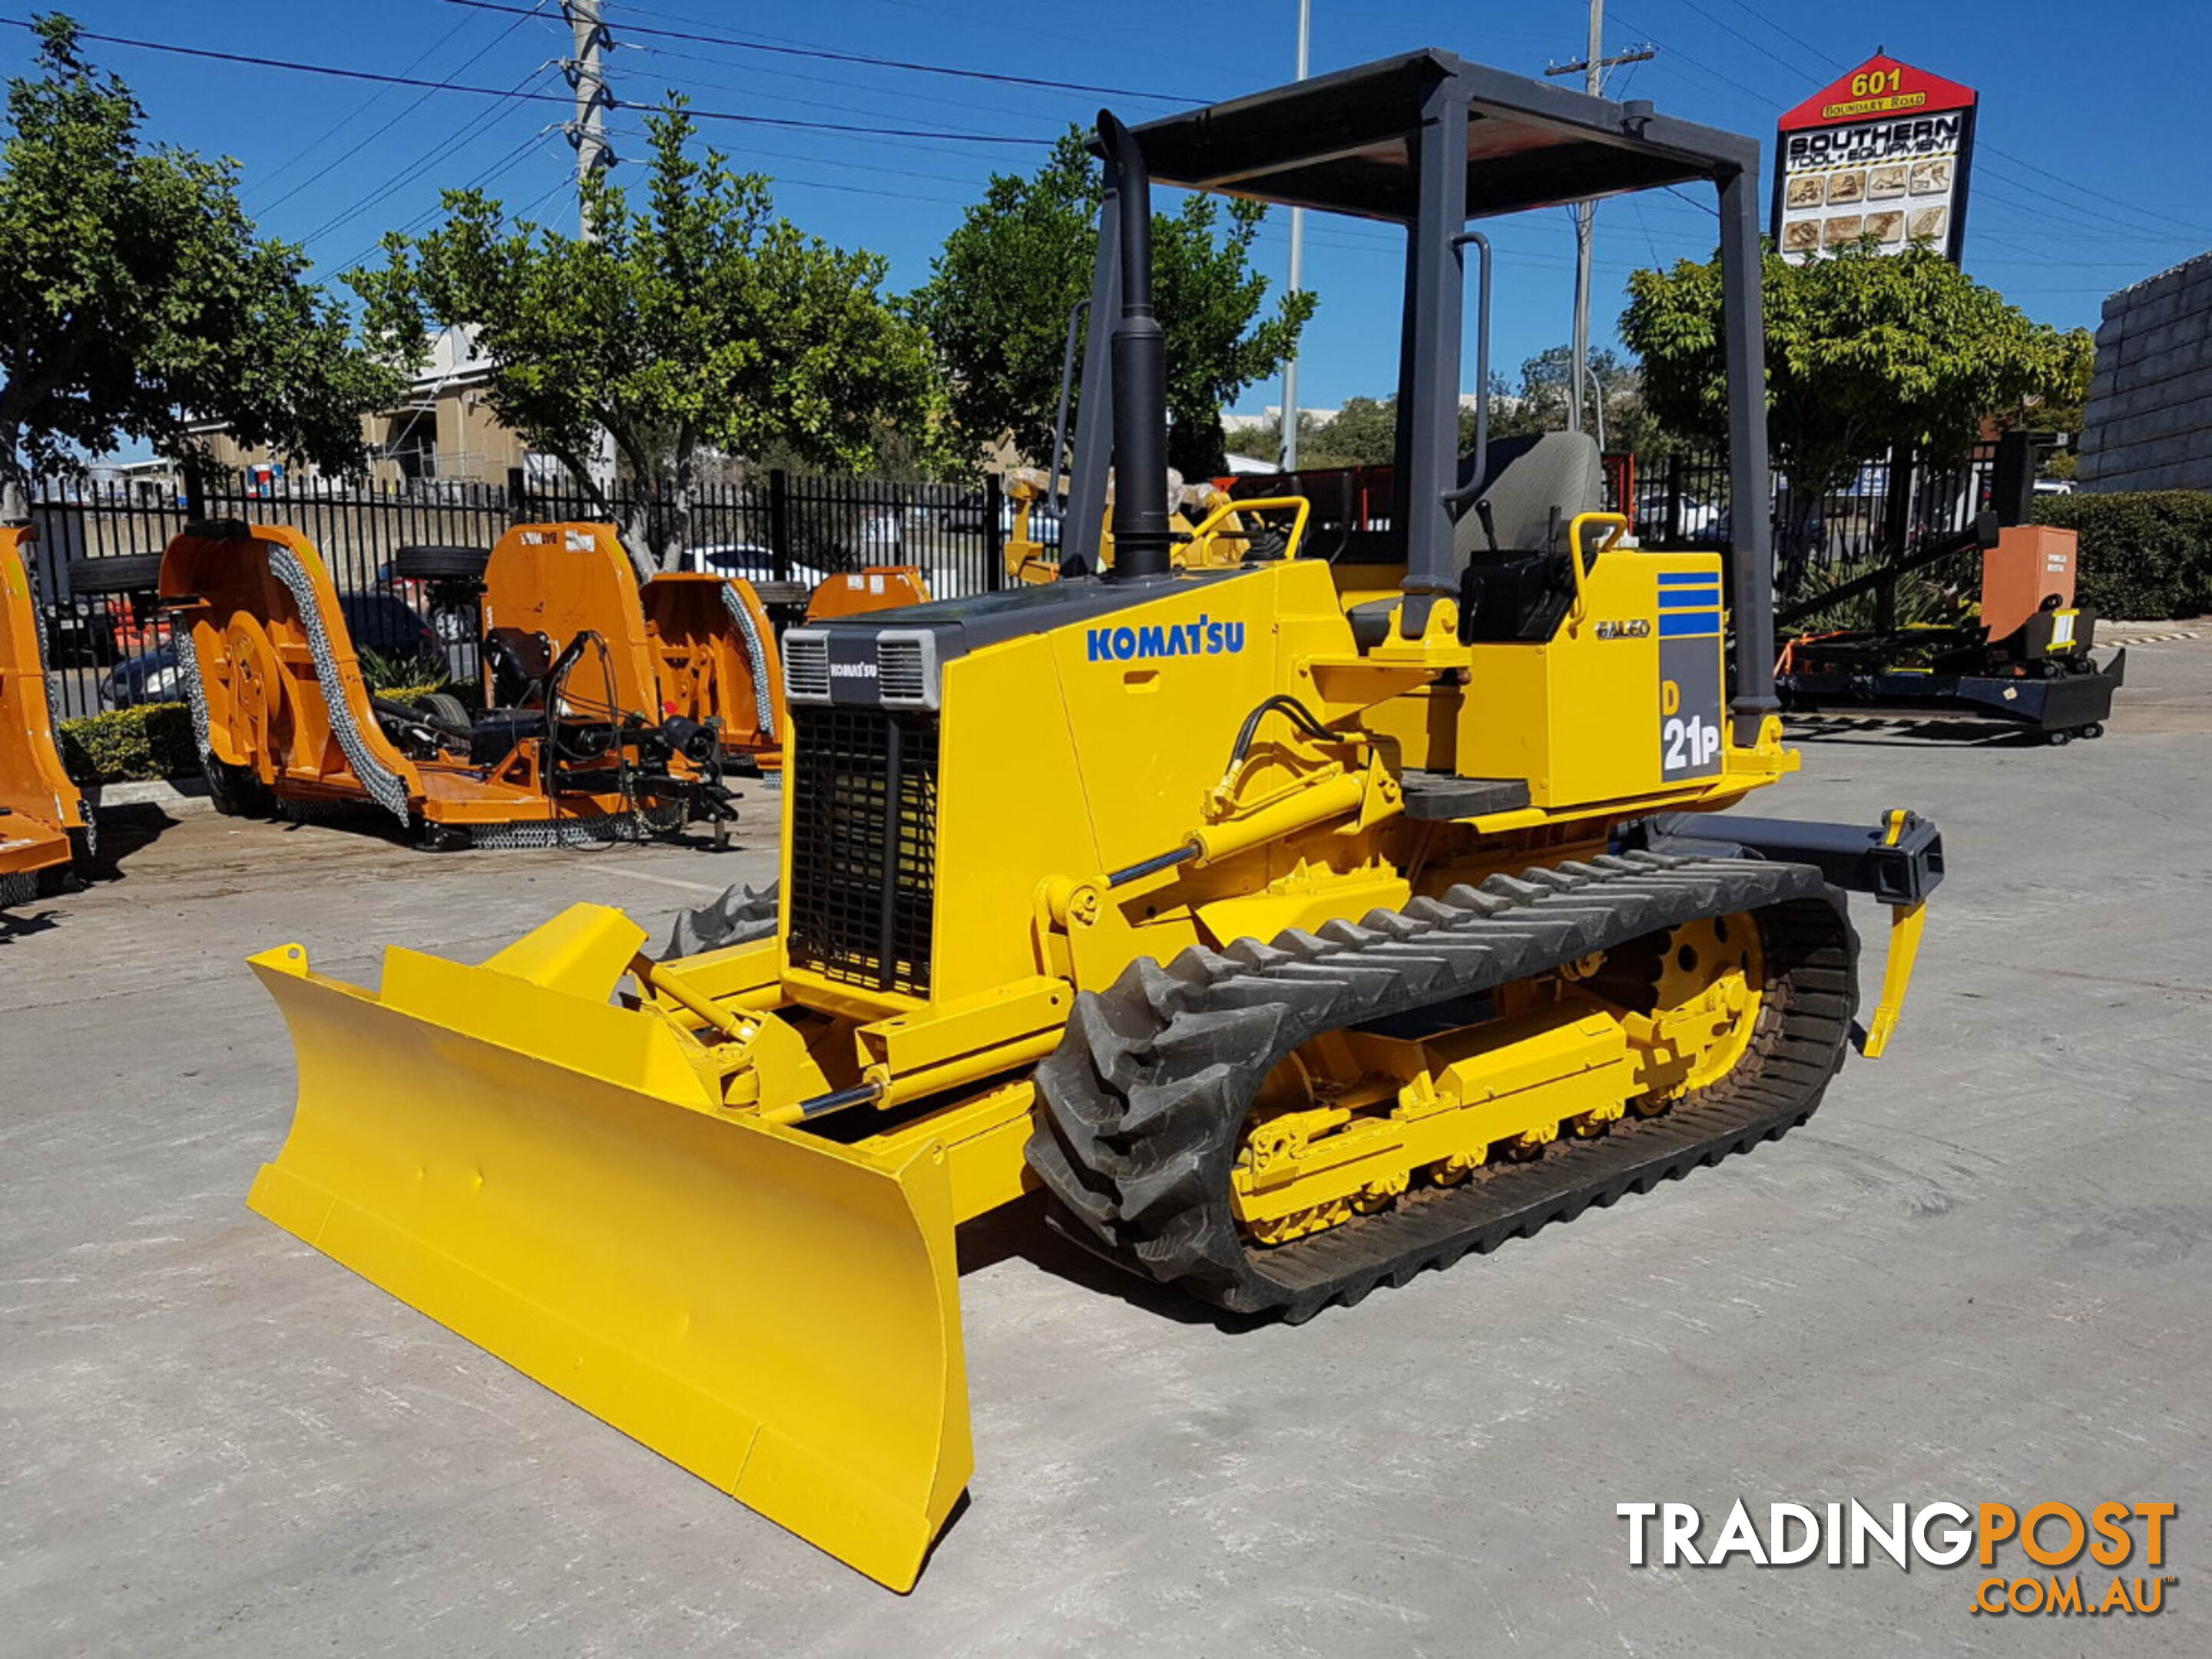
[164,519,732,846]
[638,562,931,775]
[1777,522,2123,742]
[803,565,931,620]
[639,571,786,770]
[0,524,89,904]
[1980,524,2079,641]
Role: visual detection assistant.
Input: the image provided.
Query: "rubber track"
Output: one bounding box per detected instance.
[1028,852,1859,1322]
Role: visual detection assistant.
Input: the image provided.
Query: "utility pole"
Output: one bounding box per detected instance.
[562,1,614,238]
[1279,0,1312,469]
[1546,7,1652,436]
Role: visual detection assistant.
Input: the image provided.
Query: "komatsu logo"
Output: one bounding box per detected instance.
[830,661,876,679]
[1086,615,1246,662]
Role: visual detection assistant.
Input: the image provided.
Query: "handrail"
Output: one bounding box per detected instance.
[1564,510,1630,622]
[1182,495,1313,561]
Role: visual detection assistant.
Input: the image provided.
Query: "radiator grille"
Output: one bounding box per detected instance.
[784,631,830,700]
[787,704,939,996]
[876,636,928,704]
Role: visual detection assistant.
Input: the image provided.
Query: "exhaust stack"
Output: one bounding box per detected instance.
[1095,112,1171,580]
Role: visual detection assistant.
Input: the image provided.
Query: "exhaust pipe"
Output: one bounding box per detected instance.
[1095,112,1171,580]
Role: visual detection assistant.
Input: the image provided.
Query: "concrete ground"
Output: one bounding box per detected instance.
[4,636,2208,1657]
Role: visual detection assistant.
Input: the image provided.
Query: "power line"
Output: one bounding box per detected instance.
[628,38,1068,125]
[329,128,566,274]
[626,43,1063,137]
[250,5,489,199]
[0,17,1051,145]
[1638,3,2212,243]
[259,3,553,217]
[1703,0,1840,75]
[439,0,1192,103]
[1977,145,2212,242]
[300,65,561,249]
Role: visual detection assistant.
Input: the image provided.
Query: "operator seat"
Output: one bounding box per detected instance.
[1344,430,1609,650]
[1452,430,1608,643]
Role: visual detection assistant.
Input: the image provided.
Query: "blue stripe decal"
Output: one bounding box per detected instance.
[1660,611,1721,637]
[1659,587,1721,608]
[1657,571,1716,586]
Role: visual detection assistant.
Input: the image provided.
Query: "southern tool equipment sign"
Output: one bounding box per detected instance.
[1771,54,1977,264]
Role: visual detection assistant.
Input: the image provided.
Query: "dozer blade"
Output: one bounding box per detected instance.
[245,905,969,1592]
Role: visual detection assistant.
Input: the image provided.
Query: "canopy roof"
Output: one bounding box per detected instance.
[1127,48,1759,224]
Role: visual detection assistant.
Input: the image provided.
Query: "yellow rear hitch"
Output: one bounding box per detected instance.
[1863,899,1926,1060]
[1862,809,1926,1060]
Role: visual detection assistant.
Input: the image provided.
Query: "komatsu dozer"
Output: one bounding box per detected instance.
[247,54,1945,1591]
[164,518,733,845]
[0,522,90,905]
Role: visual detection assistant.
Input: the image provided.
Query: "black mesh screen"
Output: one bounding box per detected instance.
[787,704,939,996]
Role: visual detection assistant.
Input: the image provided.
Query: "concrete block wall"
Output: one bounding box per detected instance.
[2079,250,2212,492]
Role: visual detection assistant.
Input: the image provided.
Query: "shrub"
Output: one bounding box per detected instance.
[59,703,200,785]
[58,680,459,785]
[2031,491,2212,621]
[1786,551,1975,634]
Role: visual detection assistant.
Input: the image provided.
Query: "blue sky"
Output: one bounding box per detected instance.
[6,0,2208,419]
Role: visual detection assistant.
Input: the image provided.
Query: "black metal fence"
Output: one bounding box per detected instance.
[25,439,2015,724]
[25,468,1003,720]
[1623,440,2004,590]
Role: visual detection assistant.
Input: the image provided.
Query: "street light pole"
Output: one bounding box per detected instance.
[1545,8,1653,439]
[1280,0,1311,469]
[563,1,614,240]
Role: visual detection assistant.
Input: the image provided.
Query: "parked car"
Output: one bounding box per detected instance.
[41,592,123,667]
[1673,496,1725,538]
[945,490,1063,547]
[102,591,444,708]
[677,543,830,588]
[1006,496,1063,547]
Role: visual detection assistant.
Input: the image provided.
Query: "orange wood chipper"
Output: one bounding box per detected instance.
[147,518,737,846]
[0,523,91,905]
[399,537,932,778]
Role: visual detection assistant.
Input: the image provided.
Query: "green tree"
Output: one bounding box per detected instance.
[353,103,944,572]
[1985,324,2094,478]
[0,15,398,497]
[1312,396,1396,466]
[911,128,1316,482]
[1622,243,2081,515]
[1477,345,1667,454]
[1223,400,1389,471]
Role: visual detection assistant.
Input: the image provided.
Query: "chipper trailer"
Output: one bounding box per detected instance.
[0,523,91,905]
[398,531,799,776]
[245,54,1945,1591]
[1777,516,2126,743]
[145,518,735,846]
[1773,438,2125,745]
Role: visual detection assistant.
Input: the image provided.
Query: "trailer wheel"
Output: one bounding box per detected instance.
[65,553,165,595]
[409,690,472,731]
[204,757,273,817]
[393,545,490,582]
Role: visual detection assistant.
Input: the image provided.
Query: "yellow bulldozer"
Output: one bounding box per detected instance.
[246,54,1944,1591]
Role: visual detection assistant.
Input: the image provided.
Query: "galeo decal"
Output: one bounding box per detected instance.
[1087,616,1245,662]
